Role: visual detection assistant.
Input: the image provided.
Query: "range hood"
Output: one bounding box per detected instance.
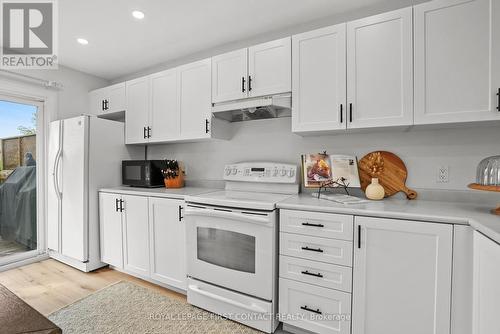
[212,94,291,122]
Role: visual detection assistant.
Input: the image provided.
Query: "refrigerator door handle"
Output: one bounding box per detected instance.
[53,123,63,200]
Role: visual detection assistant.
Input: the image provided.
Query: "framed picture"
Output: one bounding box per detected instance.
[301,153,361,188]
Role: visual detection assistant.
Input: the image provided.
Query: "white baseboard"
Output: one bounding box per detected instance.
[0,253,49,272]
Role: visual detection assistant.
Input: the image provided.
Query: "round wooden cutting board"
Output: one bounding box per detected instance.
[358,151,418,200]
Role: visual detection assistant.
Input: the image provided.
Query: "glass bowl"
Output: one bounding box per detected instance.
[476,155,500,186]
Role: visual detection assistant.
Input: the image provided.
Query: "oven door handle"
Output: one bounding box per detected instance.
[188,284,268,314]
[184,207,272,225]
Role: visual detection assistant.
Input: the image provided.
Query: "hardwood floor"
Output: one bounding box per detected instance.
[0,259,186,316]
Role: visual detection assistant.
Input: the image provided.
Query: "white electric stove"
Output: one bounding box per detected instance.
[184,162,299,333]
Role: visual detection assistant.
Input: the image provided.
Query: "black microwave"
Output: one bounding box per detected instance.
[122,160,164,188]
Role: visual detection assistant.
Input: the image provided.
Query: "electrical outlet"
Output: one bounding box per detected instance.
[437,166,449,183]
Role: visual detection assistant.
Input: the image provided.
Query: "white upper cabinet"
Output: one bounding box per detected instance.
[150,69,180,141]
[473,231,500,334]
[89,82,126,116]
[292,24,347,133]
[211,37,292,104]
[347,7,413,129]
[212,49,248,103]
[352,217,453,334]
[125,76,150,144]
[179,58,213,140]
[414,0,500,124]
[248,37,291,98]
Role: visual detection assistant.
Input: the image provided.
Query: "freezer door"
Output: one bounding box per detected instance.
[47,120,62,252]
[60,116,89,262]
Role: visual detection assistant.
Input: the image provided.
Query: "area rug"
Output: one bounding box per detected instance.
[48,281,262,334]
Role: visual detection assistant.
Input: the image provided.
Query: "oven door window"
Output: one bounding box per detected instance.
[197,227,256,273]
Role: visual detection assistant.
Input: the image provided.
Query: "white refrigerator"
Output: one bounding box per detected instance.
[47,115,132,272]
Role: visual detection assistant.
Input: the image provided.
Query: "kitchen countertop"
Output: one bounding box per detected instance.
[277,194,500,244]
[99,186,219,200]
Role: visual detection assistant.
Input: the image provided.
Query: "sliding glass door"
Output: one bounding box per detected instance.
[0,95,44,266]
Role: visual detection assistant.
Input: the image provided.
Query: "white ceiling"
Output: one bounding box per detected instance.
[59,0,402,80]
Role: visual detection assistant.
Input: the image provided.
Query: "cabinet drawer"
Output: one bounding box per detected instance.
[281,209,353,240]
[280,232,353,267]
[280,255,352,292]
[279,278,351,334]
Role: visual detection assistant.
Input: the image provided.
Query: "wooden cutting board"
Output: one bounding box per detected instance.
[358,151,417,200]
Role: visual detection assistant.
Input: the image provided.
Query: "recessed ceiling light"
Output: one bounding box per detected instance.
[77,38,89,45]
[132,10,145,20]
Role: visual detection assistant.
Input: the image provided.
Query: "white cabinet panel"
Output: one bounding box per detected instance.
[473,231,500,334]
[107,83,126,114]
[280,255,352,292]
[280,232,352,266]
[122,195,150,277]
[347,8,413,129]
[414,0,500,124]
[280,209,353,240]
[179,59,212,140]
[279,278,351,334]
[149,198,186,290]
[125,77,150,144]
[248,37,291,97]
[211,48,248,103]
[150,69,179,141]
[99,193,123,268]
[292,24,347,133]
[352,217,452,334]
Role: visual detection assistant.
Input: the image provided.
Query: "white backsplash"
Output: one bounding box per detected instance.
[148,117,500,192]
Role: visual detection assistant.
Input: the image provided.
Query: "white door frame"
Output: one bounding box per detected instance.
[0,79,57,267]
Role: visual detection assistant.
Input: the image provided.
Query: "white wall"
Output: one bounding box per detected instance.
[147,118,500,191]
[5,66,109,121]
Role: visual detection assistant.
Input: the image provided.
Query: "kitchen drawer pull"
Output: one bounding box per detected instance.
[300,305,322,315]
[205,119,210,134]
[119,199,124,212]
[248,75,252,91]
[358,225,361,249]
[241,77,246,92]
[302,222,324,228]
[340,104,343,123]
[115,198,120,212]
[147,126,151,138]
[497,88,500,111]
[301,270,323,278]
[143,126,147,139]
[178,205,183,222]
[301,246,324,253]
[349,103,353,122]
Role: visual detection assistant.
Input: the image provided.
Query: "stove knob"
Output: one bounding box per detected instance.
[289,169,295,177]
[225,168,231,176]
[273,169,279,176]
[280,168,287,176]
[232,168,238,175]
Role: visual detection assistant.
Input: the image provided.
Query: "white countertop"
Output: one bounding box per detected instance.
[277,194,500,244]
[99,186,219,200]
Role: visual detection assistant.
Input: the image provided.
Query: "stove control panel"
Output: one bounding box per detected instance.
[223,162,298,183]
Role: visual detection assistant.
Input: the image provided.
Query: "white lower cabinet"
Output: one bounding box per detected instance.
[122,195,150,277]
[279,278,351,334]
[149,197,186,290]
[352,216,453,334]
[99,192,187,291]
[473,231,500,334]
[99,192,124,268]
[279,209,353,334]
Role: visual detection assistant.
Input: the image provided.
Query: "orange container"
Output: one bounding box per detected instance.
[164,172,184,188]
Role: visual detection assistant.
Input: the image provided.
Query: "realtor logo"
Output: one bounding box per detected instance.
[1,0,58,69]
